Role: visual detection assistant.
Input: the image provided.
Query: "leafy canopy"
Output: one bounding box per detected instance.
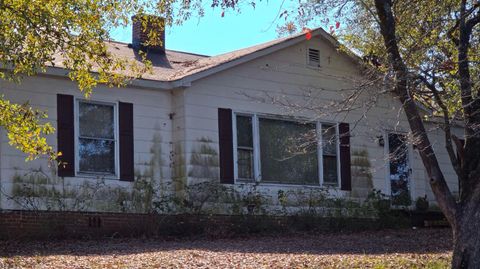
[282,0,479,120]
[0,0,251,160]
[0,0,196,160]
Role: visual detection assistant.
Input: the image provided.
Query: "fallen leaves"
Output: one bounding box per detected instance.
[0,228,452,268]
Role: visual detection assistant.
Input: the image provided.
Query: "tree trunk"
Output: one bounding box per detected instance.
[452,201,480,268]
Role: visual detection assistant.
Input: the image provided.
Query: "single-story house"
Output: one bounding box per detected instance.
[0,18,462,216]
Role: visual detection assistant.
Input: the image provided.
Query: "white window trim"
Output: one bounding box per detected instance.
[74,98,120,179]
[232,111,340,188]
[317,122,341,188]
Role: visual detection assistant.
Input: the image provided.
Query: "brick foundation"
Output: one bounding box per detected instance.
[0,210,407,240]
[0,210,162,239]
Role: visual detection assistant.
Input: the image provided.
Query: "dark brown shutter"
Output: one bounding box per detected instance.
[57,94,75,177]
[119,102,134,181]
[218,108,234,184]
[339,122,352,191]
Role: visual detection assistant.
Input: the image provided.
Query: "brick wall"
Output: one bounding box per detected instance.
[0,210,160,239]
[0,210,386,240]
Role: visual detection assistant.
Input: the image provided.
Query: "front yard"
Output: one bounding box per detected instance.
[0,228,451,269]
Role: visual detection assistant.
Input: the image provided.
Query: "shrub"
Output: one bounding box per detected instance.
[415,195,429,212]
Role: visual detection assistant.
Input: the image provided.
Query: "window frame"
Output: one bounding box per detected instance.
[232,111,341,187]
[74,98,120,179]
[319,123,341,187]
[383,130,415,205]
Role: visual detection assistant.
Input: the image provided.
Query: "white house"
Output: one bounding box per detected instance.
[0,19,462,215]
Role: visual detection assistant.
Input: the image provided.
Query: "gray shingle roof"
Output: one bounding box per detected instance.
[93,31,307,82]
[50,27,359,87]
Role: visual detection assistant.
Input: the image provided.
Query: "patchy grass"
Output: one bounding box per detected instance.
[0,228,451,268]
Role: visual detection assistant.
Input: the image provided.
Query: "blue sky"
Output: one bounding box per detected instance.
[110,1,310,56]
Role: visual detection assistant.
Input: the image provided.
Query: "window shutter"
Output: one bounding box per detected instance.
[57,94,75,177]
[339,122,352,191]
[218,108,234,184]
[119,102,134,181]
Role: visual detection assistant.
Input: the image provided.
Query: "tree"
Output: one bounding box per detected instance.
[0,0,242,161]
[341,1,479,267]
[0,0,184,160]
[370,1,479,267]
[222,0,479,267]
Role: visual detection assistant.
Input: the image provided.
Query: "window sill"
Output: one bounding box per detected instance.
[233,180,340,189]
[75,173,119,181]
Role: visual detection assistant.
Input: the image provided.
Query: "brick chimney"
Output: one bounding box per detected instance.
[132,15,165,54]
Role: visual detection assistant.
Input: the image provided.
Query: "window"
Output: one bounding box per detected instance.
[76,100,118,176]
[387,133,411,205]
[259,118,318,185]
[322,124,338,185]
[236,115,254,180]
[307,48,320,67]
[234,113,339,186]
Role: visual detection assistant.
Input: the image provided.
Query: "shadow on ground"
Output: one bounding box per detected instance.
[0,228,452,257]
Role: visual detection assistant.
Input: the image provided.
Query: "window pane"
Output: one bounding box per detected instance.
[236,115,253,148]
[323,155,338,185]
[237,149,254,180]
[259,118,318,185]
[79,102,114,139]
[79,138,115,174]
[322,124,337,156]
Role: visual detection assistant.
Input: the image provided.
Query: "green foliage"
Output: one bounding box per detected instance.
[365,189,391,213]
[365,189,412,228]
[0,0,183,94]
[8,168,157,213]
[0,97,55,160]
[0,0,203,160]
[276,0,478,120]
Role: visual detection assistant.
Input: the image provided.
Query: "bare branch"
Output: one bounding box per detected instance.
[374,0,457,224]
[416,74,462,178]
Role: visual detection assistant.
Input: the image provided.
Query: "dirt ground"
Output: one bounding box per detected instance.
[0,228,452,269]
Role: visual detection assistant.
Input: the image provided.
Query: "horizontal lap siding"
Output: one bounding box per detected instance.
[182,38,460,202]
[423,125,461,200]
[184,40,385,190]
[0,76,173,210]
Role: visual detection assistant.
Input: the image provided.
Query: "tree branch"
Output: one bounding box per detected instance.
[374,0,457,225]
[416,74,462,178]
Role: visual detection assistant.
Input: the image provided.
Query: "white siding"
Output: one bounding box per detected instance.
[0,76,174,211]
[0,35,462,212]
[181,35,461,204]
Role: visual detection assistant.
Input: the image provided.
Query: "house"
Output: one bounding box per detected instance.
[0,17,462,217]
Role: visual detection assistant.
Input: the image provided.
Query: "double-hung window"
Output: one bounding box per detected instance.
[76,100,118,177]
[234,113,339,186]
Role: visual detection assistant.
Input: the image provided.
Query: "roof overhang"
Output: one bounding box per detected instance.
[4,27,363,91]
